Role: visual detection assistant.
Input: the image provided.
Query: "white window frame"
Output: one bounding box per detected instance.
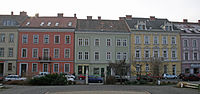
[84,38,89,46]
[116,39,121,46]
[22,34,28,44]
[53,63,59,72]
[94,38,100,46]
[171,50,177,59]
[43,34,49,44]
[43,63,48,72]
[135,36,140,44]
[163,50,168,58]
[54,35,60,44]
[43,48,50,58]
[144,36,150,44]
[144,50,150,58]
[54,48,60,58]
[64,63,70,73]
[21,48,27,58]
[193,51,198,60]
[8,48,13,57]
[106,52,111,60]
[65,35,71,44]
[145,64,149,72]
[64,48,70,58]
[32,63,38,72]
[192,39,197,48]
[135,49,141,59]
[153,49,159,58]
[123,39,127,46]
[106,38,111,46]
[162,36,167,44]
[0,48,4,57]
[78,38,83,46]
[171,36,176,44]
[33,35,39,44]
[94,51,100,61]
[123,52,127,60]
[9,33,14,43]
[78,52,83,60]
[184,51,189,60]
[183,39,188,47]
[32,48,38,58]
[116,52,121,60]
[153,36,159,44]
[84,51,89,60]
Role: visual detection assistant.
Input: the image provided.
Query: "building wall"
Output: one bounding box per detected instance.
[75,32,130,76]
[0,29,18,76]
[131,31,181,76]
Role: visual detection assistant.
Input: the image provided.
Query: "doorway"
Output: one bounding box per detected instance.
[21,64,27,77]
[0,63,4,76]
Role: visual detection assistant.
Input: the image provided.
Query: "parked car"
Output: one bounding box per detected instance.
[65,74,75,82]
[33,72,49,78]
[136,75,153,82]
[115,75,129,82]
[4,75,26,81]
[78,75,86,80]
[178,73,185,79]
[182,74,199,81]
[147,73,163,79]
[88,75,103,83]
[163,73,177,79]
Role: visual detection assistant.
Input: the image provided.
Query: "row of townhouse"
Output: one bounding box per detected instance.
[0,12,200,77]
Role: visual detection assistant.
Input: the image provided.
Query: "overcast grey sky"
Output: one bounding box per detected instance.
[0,0,199,22]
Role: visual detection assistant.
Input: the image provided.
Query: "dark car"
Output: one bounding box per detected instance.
[137,75,153,82]
[182,74,199,81]
[178,73,185,79]
[88,75,103,83]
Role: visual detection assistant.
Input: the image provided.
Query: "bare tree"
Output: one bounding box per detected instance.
[109,59,130,85]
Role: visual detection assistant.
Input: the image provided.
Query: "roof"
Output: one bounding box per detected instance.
[173,22,200,34]
[124,17,179,31]
[0,15,27,28]
[76,19,130,32]
[20,16,77,29]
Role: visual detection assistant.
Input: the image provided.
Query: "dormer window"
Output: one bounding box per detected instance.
[68,22,72,26]
[40,22,44,26]
[138,25,145,30]
[47,22,51,26]
[136,21,146,30]
[164,22,173,31]
[55,22,59,26]
[26,22,30,26]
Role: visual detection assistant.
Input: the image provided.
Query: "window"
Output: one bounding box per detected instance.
[44,34,49,44]
[21,48,27,58]
[55,22,59,26]
[9,34,14,43]
[184,52,189,60]
[32,48,38,58]
[144,36,149,44]
[153,36,159,44]
[47,22,51,26]
[54,64,59,72]
[171,50,176,59]
[172,65,176,75]
[136,64,141,72]
[85,52,89,60]
[8,63,12,71]
[116,52,121,60]
[43,48,49,58]
[94,52,99,61]
[164,65,168,73]
[193,52,198,60]
[162,36,167,44]
[40,22,44,26]
[144,50,150,58]
[193,40,197,48]
[95,38,100,46]
[68,22,72,26]
[22,34,28,44]
[163,50,168,58]
[84,39,89,46]
[33,35,39,44]
[0,48,4,57]
[116,39,121,46]
[135,50,140,58]
[123,39,127,46]
[123,52,127,60]
[171,37,176,44]
[185,68,190,73]
[65,35,71,44]
[78,38,83,46]
[64,48,70,58]
[78,52,83,60]
[8,48,13,57]
[106,39,111,46]
[145,64,149,72]
[153,50,159,58]
[54,48,60,58]
[43,64,48,72]
[135,36,140,44]
[0,34,5,42]
[32,63,37,72]
[93,68,99,75]
[78,66,82,74]
[54,35,60,44]
[183,40,188,47]
[64,64,70,73]
[106,52,111,60]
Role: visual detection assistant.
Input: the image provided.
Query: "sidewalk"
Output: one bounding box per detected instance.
[46,91,150,94]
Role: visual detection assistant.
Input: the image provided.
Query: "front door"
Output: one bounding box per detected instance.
[101,68,105,77]
[0,63,4,76]
[21,64,27,77]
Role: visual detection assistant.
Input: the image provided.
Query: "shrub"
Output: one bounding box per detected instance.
[105,76,115,85]
[4,80,29,85]
[29,73,68,85]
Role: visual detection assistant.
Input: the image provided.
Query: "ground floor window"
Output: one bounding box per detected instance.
[78,66,82,74]
[54,64,59,72]
[185,68,190,73]
[93,68,99,75]
[164,65,167,73]
[84,66,89,74]
[194,68,199,74]
[32,63,37,72]
[8,63,12,71]
[43,64,48,72]
[172,65,176,75]
[64,63,70,73]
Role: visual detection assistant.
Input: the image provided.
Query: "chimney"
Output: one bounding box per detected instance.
[57,13,63,18]
[74,13,76,17]
[35,13,39,17]
[183,19,188,23]
[119,17,125,20]
[198,20,200,24]
[20,11,27,16]
[11,11,13,15]
[98,16,101,20]
[87,16,92,20]
[150,16,156,20]
[126,15,132,20]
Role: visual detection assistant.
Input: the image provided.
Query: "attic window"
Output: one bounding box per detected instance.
[26,22,30,26]
[47,22,51,26]
[40,22,44,26]
[110,26,112,28]
[138,25,145,30]
[55,22,59,26]
[165,26,172,31]
[68,22,72,26]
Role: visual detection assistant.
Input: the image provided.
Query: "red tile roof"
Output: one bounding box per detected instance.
[21,16,77,29]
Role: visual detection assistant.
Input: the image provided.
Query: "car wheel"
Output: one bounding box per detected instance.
[98,81,101,83]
